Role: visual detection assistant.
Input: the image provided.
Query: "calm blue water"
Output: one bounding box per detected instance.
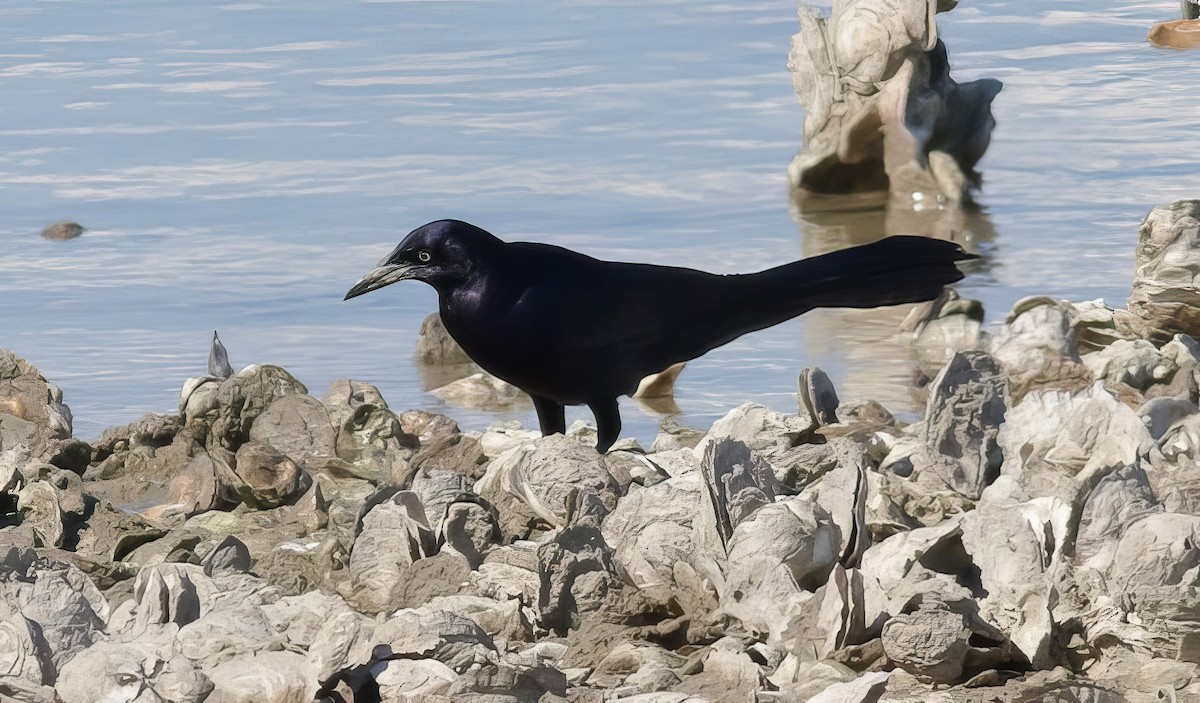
[1,0,1196,443]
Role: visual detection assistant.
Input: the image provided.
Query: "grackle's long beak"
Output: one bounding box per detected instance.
[344,264,416,300]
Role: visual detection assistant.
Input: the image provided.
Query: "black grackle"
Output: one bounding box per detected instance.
[346,220,973,452]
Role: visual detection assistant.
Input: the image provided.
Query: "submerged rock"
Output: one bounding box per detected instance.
[39,221,85,241]
[431,371,530,411]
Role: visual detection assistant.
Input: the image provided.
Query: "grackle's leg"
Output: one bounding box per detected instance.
[587,396,621,453]
[531,395,566,437]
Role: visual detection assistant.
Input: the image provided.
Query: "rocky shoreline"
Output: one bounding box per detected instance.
[3,201,1200,702]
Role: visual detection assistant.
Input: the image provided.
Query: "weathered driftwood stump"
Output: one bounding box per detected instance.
[787,0,1001,205]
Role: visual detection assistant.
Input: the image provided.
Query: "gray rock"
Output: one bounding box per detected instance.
[768,657,859,701]
[1108,513,1200,592]
[1074,464,1159,573]
[15,480,67,548]
[177,605,279,667]
[692,403,818,484]
[329,402,418,485]
[131,562,201,630]
[415,312,473,365]
[317,474,375,552]
[864,470,923,539]
[231,440,311,509]
[1084,339,1175,394]
[1147,415,1200,515]
[180,376,222,428]
[206,365,310,451]
[650,416,706,453]
[959,498,1071,668]
[537,489,644,635]
[166,446,222,517]
[799,366,840,427]
[772,564,889,665]
[322,378,389,410]
[471,542,541,604]
[0,548,108,670]
[1115,200,1200,343]
[202,534,252,577]
[1067,298,1129,353]
[441,662,567,701]
[997,383,1150,504]
[589,641,686,689]
[247,393,336,468]
[805,671,890,703]
[0,613,54,691]
[474,433,623,541]
[410,432,489,481]
[901,290,985,367]
[438,494,501,568]
[989,296,1092,401]
[800,441,872,568]
[346,491,435,614]
[858,518,964,593]
[393,551,472,608]
[602,470,717,614]
[154,508,313,573]
[699,437,780,554]
[253,534,337,596]
[39,221,85,241]
[306,609,376,685]
[721,496,840,640]
[880,597,1020,685]
[56,639,213,703]
[917,351,1006,499]
[397,407,460,441]
[204,650,318,703]
[260,590,356,653]
[373,658,458,700]
[1139,396,1199,441]
[71,501,167,563]
[426,594,533,645]
[411,467,472,530]
[0,352,72,441]
[673,636,765,702]
[372,606,498,673]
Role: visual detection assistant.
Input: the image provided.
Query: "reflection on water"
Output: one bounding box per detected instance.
[0,0,1197,444]
[791,196,997,418]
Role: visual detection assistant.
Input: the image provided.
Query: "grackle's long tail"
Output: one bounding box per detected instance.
[754,235,975,316]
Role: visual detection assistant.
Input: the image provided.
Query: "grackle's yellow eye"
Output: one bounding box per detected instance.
[418,250,432,263]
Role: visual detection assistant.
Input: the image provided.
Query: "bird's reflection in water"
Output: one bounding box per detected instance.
[792,192,996,420]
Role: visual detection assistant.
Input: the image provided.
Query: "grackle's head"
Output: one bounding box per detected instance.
[344,219,500,300]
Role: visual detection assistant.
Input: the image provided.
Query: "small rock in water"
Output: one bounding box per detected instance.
[39,221,86,240]
[415,312,473,365]
[633,362,686,399]
[431,372,529,411]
